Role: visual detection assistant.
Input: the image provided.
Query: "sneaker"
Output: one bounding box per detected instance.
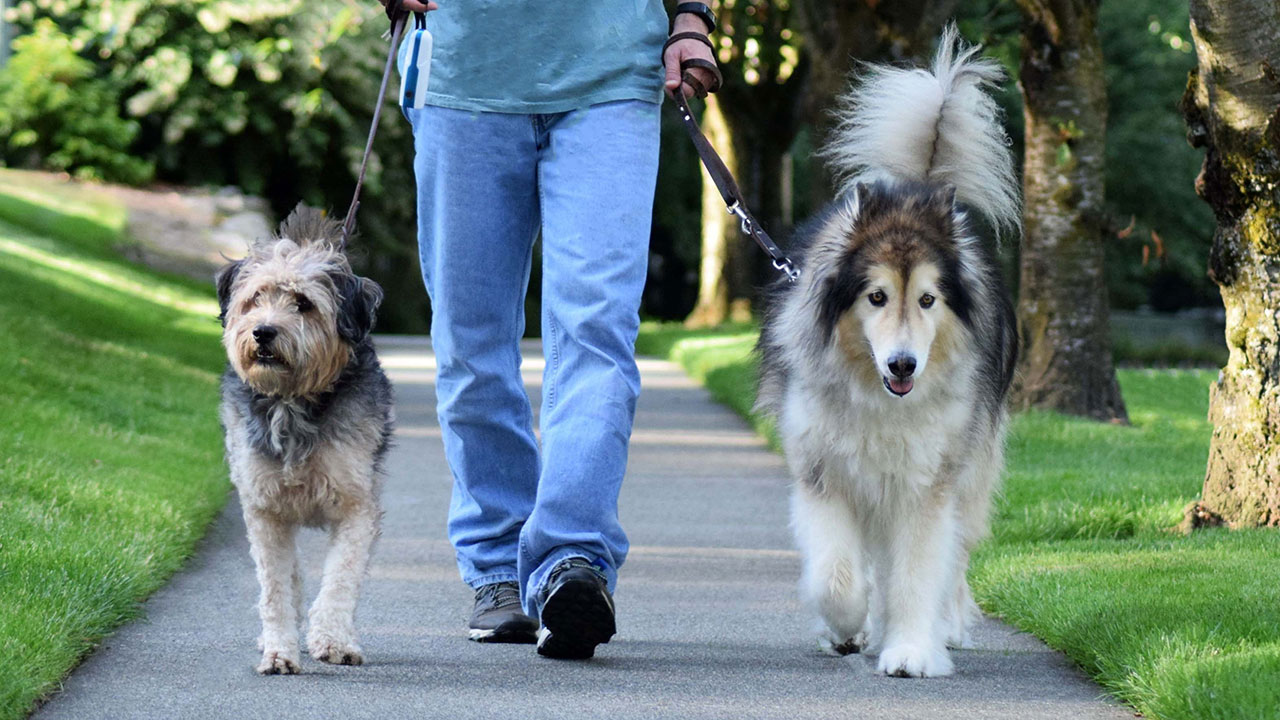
[535,557,616,660]
[468,581,538,644]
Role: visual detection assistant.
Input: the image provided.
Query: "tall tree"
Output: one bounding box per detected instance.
[1182,0,1280,528]
[1011,0,1127,422]
[685,0,807,327]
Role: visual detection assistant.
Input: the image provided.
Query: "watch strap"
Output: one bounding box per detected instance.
[673,2,717,34]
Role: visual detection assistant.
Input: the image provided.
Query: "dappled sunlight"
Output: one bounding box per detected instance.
[0,170,127,233]
[0,238,218,317]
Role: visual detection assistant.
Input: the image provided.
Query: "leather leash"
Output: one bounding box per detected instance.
[671,80,799,283]
[341,5,410,250]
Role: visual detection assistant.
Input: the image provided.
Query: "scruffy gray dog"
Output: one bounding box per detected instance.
[216,206,392,675]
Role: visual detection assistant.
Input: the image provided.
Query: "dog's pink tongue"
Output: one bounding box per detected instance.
[889,378,914,395]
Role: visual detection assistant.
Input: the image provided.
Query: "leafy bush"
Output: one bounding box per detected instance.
[0,20,151,183]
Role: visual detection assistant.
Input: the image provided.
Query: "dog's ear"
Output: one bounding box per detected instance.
[214,260,243,327]
[334,273,384,345]
[853,182,872,213]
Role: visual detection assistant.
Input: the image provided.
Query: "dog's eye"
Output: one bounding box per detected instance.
[295,295,314,313]
[919,293,936,309]
[868,290,887,307]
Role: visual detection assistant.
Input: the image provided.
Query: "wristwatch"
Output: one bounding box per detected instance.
[674,2,717,34]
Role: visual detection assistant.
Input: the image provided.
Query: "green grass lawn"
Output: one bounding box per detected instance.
[0,175,228,718]
[635,322,1280,720]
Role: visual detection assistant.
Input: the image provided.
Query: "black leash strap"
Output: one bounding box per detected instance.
[341,10,410,250]
[671,87,799,282]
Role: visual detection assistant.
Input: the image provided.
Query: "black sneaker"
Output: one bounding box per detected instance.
[535,557,616,660]
[468,581,538,643]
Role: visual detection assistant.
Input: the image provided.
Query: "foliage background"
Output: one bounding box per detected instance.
[0,0,1215,330]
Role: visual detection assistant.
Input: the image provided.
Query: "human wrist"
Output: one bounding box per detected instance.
[672,14,712,37]
[672,2,716,34]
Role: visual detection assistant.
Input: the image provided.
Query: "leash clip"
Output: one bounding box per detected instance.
[726,201,753,235]
[774,257,800,283]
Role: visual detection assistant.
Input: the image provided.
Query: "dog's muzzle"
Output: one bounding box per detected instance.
[253,325,282,364]
[884,353,916,397]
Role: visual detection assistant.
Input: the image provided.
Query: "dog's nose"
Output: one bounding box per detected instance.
[888,354,916,378]
[253,325,278,345]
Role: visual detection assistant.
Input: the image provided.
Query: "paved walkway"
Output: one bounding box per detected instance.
[36,337,1132,719]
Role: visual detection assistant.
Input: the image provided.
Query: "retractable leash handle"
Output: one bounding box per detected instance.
[671,81,800,283]
[340,7,412,250]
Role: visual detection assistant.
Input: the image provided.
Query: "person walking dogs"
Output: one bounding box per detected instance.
[390,0,721,659]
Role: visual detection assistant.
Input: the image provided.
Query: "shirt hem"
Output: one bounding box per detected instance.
[421,86,664,114]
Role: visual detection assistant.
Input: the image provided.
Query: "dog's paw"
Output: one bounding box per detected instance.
[817,629,868,656]
[308,635,363,666]
[945,625,973,650]
[256,650,301,675]
[877,642,953,678]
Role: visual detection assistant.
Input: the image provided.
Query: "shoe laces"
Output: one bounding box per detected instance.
[547,556,606,586]
[476,581,521,610]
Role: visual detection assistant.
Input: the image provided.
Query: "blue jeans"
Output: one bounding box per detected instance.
[406,100,660,616]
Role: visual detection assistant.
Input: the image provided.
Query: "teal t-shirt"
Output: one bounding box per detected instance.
[401,1,668,114]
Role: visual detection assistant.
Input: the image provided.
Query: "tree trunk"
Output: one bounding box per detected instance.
[1011,0,1127,422]
[686,96,738,328]
[1182,0,1280,528]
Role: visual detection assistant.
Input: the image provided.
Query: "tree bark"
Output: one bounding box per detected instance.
[1011,0,1128,422]
[1182,0,1280,527]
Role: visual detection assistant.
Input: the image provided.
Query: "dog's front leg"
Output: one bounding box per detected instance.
[244,509,302,674]
[876,491,959,678]
[793,483,869,655]
[307,500,379,665]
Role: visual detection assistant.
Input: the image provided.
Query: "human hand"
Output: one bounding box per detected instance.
[663,14,720,100]
[379,0,438,18]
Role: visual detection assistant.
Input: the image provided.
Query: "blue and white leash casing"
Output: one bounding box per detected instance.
[400,12,432,110]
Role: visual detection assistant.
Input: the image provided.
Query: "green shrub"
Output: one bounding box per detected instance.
[0,20,151,183]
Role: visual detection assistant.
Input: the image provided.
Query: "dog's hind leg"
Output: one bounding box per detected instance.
[946,429,1003,648]
[307,499,379,666]
[945,571,980,649]
[876,491,960,678]
[792,484,868,656]
[244,509,302,675]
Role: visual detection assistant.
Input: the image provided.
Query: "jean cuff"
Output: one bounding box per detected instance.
[465,570,520,590]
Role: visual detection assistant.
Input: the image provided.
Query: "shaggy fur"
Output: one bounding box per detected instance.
[217,206,393,675]
[756,26,1018,678]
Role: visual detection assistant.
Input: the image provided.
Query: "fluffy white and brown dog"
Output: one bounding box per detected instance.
[216,206,392,674]
[756,27,1020,678]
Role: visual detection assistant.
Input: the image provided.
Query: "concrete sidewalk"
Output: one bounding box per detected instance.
[35,337,1132,719]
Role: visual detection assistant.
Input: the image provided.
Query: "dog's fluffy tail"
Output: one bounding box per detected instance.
[823,25,1020,237]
